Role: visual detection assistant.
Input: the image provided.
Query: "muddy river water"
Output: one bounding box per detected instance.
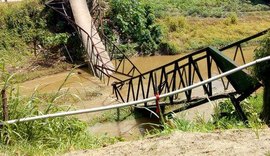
[19,45,257,140]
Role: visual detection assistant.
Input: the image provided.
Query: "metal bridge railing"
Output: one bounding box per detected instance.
[112,28,269,105]
[45,0,142,82]
[89,1,142,79]
[2,55,270,125]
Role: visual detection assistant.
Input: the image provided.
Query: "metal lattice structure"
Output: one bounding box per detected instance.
[112,28,269,120]
[45,0,270,121]
[45,0,142,82]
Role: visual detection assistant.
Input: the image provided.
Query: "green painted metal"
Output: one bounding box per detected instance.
[207,46,261,94]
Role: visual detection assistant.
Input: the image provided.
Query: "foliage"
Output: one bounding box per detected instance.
[140,0,270,18]
[224,12,238,25]
[147,94,264,136]
[136,0,270,54]
[253,32,270,124]
[157,12,270,53]
[0,69,119,155]
[165,16,187,32]
[3,0,69,51]
[159,41,180,55]
[0,0,81,70]
[253,32,270,82]
[105,0,162,55]
[116,43,138,57]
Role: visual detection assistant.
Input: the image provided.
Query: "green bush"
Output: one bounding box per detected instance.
[224,12,238,25]
[0,0,79,67]
[253,32,270,124]
[253,32,270,81]
[159,41,180,55]
[105,0,162,55]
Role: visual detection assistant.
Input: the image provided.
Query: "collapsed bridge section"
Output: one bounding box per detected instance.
[112,28,269,120]
[46,0,142,81]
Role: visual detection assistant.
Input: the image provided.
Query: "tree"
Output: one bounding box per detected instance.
[105,0,162,55]
[253,32,270,124]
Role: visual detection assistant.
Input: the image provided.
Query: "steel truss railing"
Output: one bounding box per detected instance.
[2,55,270,125]
[112,28,270,112]
[45,0,142,82]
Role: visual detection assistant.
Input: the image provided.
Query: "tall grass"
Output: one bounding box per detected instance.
[140,0,270,18]
[146,93,265,137]
[138,0,270,54]
[0,70,119,155]
[157,12,270,54]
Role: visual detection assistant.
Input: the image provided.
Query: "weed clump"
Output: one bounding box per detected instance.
[224,12,238,25]
[166,16,187,32]
[159,41,180,55]
[146,94,264,136]
[0,71,119,155]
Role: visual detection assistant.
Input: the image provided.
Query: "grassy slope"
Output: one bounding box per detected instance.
[0,3,30,67]
[141,0,270,53]
[141,0,269,17]
[0,1,72,83]
[159,13,270,52]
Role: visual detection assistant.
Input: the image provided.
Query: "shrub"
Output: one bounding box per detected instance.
[224,12,238,25]
[104,0,162,55]
[253,32,270,124]
[159,41,180,55]
[0,0,82,65]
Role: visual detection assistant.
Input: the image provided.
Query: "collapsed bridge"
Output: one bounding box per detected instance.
[45,0,270,122]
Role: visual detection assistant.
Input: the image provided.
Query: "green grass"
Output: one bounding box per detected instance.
[157,12,270,53]
[146,93,265,137]
[137,0,270,54]
[140,0,270,18]
[0,29,30,68]
[0,0,75,82]
[0,72,120,155]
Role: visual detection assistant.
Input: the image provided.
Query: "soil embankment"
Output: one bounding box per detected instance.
[65,128,270,156]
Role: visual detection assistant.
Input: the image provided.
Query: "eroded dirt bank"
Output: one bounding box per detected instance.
[65,128,270,156]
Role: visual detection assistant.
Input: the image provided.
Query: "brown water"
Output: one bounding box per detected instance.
[129,46,255,75]
[19,68,111,98]
[20,45,255,95]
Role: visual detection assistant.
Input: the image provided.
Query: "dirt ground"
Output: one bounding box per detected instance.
[65,128,270,156]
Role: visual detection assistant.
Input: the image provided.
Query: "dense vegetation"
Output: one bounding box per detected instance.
[0,71,119,155]
[104,0,270,55]
[0,0,269,155]
[0,0,65,65]
[254,32,270,124]
[140,0,270,18]
[103,0,162,55]
[0,0,84,83]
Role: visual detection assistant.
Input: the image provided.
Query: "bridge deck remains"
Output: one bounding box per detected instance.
[112,28,269,120]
